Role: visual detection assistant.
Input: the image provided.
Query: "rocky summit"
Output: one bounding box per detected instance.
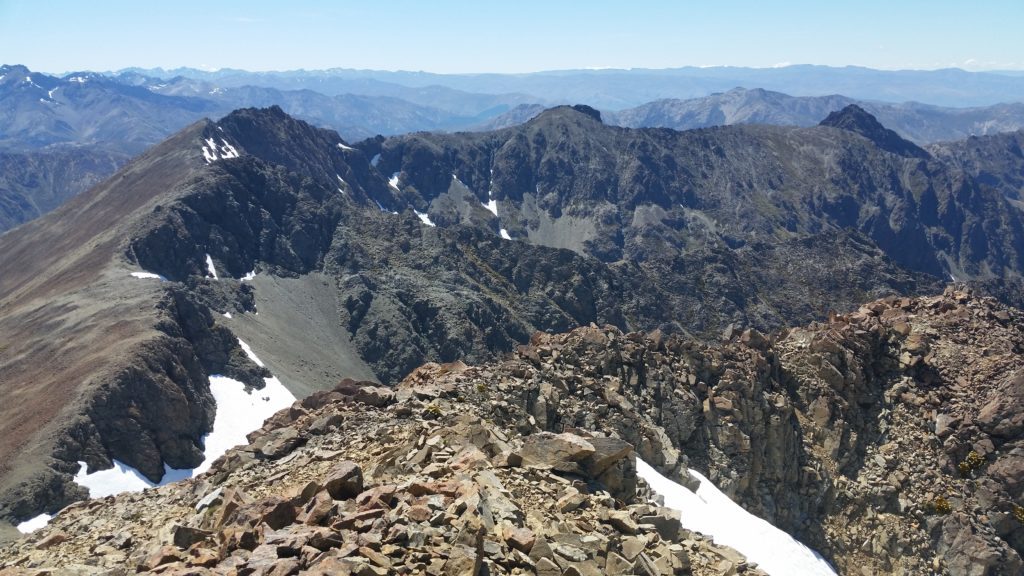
[1,288,1022,575]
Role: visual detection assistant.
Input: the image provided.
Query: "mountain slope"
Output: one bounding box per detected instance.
[0,146,127,234]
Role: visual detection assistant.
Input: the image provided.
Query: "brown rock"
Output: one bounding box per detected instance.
[142,545,184,570]
[603,509,639,534]
[501,525,536,553]
[519,432,596,468]
[606,551,636,574]
[354,386,396,407]
[324,461,364,500]
[33,531,67,550]
[172,523,213,549]
[259,497,298,530]
[444,543,482,575]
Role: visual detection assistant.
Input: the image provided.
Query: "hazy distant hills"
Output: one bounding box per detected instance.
[605,88,1024,143]
[124,64,1024,108]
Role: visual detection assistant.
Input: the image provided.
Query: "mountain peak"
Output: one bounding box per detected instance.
[820,104,928,158]
[531,104,604,125]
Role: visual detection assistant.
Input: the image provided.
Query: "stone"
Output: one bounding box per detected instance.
[606,551,636,574]
[501,525,536,553]
[34,531,68,550]
[256,426,304,459]
[324,461,364,500]
[603,509,639,534]
[354,386,396,407]
[518,432,596,468]
[172,524,212,549]
[443,543,482,575]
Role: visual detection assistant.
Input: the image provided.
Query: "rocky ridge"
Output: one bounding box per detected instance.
[2,288,1023,574]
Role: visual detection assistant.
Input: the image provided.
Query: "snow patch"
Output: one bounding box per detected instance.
[388,173,401,191]
[636,458,837,576]
[47,87,58,99]
[201,137,240,164]
[500,228,511,240]
[337,142,355,151]
[193,373,295,475]
[68,76,87,83]
[483,199,498,217]
[223,312,233,319]
[374,200,398,214]
[370,153,381,167]
[241,270,256,281]
[74,460,190,499]
[415,210,436,227]
[336,175,348,194]
[16,514,52,534]
[238,339,265,367]
[130,271,166,280]
[205,254,218,279]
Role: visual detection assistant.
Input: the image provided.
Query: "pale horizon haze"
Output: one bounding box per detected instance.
[1,0,1023,75]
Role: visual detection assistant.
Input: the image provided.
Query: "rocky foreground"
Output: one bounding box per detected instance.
[2,287,1023,575]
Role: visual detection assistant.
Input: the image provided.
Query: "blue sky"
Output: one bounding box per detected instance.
[2,0,1022,74]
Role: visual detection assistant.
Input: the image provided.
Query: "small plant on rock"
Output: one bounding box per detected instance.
[424,403,443,418]
[476,382,488,393]
[958,451,985,476]
[930,496,952,515]
[1013,504,1024,524]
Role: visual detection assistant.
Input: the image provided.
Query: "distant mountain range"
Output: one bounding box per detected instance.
[4,63,1024,236]
[122,64,1024,108]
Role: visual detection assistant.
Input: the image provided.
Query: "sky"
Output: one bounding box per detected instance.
[2,0,1022,74]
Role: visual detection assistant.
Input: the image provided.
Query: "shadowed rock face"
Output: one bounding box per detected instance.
[1,105,1023,544]
[820,104,930,158]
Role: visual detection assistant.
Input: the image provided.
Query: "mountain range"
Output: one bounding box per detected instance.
[5,63,1024,237]
[2,57,1024,573]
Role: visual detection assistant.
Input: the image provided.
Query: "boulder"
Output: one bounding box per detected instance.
[324,461,364,500]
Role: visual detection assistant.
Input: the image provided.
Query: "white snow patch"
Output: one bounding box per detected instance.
[370,153,381,167]
[483,199,498,217]
[336,175,348,195]
[16,514,52,534]
[130,271,166,280]
[500,228,511,240]
[241,270,256,281]
[47,87,58,99]
[74,460,190,499]
[388,173,401,191]
[205,254,219,279]
[949,274,957,282]
[39,98,48,103]
[238,339,265,367]
[201,137,240,164]
[636,458,837,576]
[223,312,233,319]
[374,200,397,214]
[68,76,86,83]
[193,373,294,475]
[337,142,355,151]
[415,210,436,227]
